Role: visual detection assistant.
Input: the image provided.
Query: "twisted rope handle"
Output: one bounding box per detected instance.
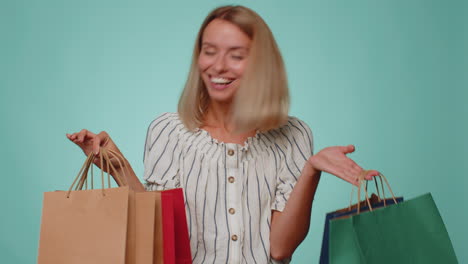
[67,152,96,198]
[65,147,129,198]
[350,171,399,214]
[100,148,129,187]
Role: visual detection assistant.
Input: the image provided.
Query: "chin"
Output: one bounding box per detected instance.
[205,84,238,103]
[207,92,236,104]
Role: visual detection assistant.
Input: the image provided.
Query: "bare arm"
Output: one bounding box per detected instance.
[104,141,145,192]
[67,129,145,192]
[269,145,379,260]
[269,161,320,260]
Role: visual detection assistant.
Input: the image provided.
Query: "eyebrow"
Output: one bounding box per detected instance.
[201,42,249,51]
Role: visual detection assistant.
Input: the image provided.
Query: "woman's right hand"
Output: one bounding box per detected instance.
[67,129,120,160]
[66,129,111,156]
[66,130,125,171]
[66,129,144,191]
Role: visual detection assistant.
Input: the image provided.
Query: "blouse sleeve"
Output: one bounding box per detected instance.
[143,112,182,191]
[272,117,314,212]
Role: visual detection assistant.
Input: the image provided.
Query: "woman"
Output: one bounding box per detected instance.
[67,5,378,263]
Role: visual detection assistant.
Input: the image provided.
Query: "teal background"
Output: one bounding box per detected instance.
[1,0,466,263]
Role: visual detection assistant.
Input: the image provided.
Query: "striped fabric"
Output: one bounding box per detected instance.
[144,112,313,264]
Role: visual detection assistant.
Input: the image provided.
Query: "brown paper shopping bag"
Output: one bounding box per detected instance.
[38,147,191,264]
[98,149,189,264]
[38,151,130,264]
[135,191,164,264]
[135,190,192,264]
[104,150,191,264]
[106,149,165,264]
[98,148,161,264]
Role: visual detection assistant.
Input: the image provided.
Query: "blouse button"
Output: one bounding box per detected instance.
[228,176,235,183]
[231,235,238,241]
[227,149,235,156]
[229,208,236,215]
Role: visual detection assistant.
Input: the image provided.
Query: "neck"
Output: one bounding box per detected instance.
[204,100,235,132]
[202,100,257,141]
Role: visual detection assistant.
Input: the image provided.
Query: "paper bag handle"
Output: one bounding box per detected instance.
[352,171,399,214]
[66,147,129,198]
[67,152,96,197]
[349,171,385,211]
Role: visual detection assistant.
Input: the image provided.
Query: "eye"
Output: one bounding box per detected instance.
[203,50,215,56]
[201,47,216,56]
[230,49,248,60]
[231,55,244,60]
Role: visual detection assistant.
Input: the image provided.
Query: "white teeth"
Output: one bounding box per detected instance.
[211,77,233,84]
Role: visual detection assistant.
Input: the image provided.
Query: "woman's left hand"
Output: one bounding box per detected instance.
[308,145,379,186]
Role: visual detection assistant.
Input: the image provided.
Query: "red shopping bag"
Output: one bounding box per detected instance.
[161,188,192,264]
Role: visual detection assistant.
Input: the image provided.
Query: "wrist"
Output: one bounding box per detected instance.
[307,155,318,171]
[305,156,321,179]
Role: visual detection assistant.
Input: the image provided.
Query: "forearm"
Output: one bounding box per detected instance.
[270,161,321,260]
[100,138,145,192]
[110,158,145,192]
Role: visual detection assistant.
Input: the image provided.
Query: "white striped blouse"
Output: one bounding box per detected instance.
[144,112,314,264]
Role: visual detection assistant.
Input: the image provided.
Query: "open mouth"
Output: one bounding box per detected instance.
[211,77,234,84]
[210,76,235,90]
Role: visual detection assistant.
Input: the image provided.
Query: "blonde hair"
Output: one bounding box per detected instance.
[178,5,289,133]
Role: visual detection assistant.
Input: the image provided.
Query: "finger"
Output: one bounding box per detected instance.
[77,129,88,143]
[93,131,109,154]
[67,133,78,140]
[364,170,380,180]
[69,133,77,140]
[67,134,78,143]
[72,134,81,142]
[92,136,102,155]
[342,145,355,154]
[80,129,97,143]
[83,130,97,140]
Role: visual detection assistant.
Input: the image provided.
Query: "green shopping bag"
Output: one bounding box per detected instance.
[329,174,458,264]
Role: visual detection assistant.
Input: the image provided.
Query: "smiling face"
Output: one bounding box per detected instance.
[198,19,251,104]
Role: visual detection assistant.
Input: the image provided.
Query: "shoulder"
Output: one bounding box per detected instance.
[270,116,313,141]
[145,112,185,145]
[265,116,314,154]
[147,112,181,132]
[284,116,313,138]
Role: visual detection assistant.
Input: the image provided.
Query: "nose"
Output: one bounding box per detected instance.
[213,54,227,73]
